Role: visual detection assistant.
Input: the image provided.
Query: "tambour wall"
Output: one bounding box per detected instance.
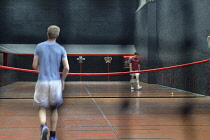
[134,0,210,95]
[134,2,158,84]
[156,0,210,95]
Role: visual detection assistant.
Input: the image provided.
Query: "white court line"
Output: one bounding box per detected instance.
[84,86,120,140]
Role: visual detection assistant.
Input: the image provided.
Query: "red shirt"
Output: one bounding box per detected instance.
[130,57,140,71]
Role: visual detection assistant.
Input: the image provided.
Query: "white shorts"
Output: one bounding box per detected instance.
[130,73,140,76]
[34,80,63,108]
[130,73,140,83]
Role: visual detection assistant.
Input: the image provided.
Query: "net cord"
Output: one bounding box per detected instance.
[0,59,209,76]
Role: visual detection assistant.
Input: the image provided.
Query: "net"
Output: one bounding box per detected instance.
[0,59,208,99]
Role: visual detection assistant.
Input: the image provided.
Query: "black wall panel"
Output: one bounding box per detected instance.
[0,69,16,87]
[134,0,210,95]
[65,56,80,81]
[134,2,158,84]
[134,5,149,83]
[0,69,2,87]
[0,0,137,44]
[16,55,130,81]
[156,0,210,95]
[81,56,107,81]
[0,53,18,87]
[8,54,18,83]
[110,56,130,81]
[17,55,38,81]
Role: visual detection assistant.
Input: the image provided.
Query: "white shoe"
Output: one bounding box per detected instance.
[137,85,142,90]
[131,86,134,90]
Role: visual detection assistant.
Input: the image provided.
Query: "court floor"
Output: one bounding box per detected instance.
[0,81,210,140]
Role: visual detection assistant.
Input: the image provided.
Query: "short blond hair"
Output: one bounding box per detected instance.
[47,25,60,39]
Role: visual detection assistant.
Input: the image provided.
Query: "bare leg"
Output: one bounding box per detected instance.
[136,74,142,90]
[50,107,58,131]
[130,75,134,90]
[136,75,140,87]
[39,107,47,125]
[39,107,49,140]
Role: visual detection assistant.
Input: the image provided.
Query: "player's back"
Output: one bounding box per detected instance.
[35,41,66,81]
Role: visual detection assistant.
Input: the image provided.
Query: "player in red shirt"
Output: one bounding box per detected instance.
[129,52,142,90]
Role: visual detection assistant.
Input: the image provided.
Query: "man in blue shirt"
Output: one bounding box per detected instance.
[32,25,69,140]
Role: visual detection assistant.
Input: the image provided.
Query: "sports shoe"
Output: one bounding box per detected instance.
[40,125,48,140]
[49,136,58,140]
[137,85,142,90]
[131,86,134,90]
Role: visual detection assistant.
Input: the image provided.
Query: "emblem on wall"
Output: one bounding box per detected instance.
[104,57,112,63]
[77,56,85,63]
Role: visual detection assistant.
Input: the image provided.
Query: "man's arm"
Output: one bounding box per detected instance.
[61,58,69,90]
[138,64,140,70]
[32,55,39,70]
[129,57,133,71]
[129,63,132,71]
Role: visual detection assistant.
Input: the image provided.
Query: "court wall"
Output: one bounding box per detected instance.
[134,0,210,95]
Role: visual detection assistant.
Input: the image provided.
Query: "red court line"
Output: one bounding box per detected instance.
[58,132,210,136]
[0,135,39,138]
[1,132,210,138]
